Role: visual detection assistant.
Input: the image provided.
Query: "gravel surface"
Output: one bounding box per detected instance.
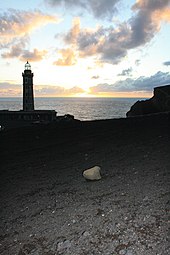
[0,113,169,254]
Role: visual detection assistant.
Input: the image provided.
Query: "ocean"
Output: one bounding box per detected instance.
[0,97,145,121]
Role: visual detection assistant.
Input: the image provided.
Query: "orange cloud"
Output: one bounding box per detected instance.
[2,41,48,62]
[53,48,77,66]
[20,49,48,62]
[0,83,21,97]
[133,0,170,28]
[64,17,80,44]
[64,21,105,60]
[60,1,170,65]
[1,40,26,58]
[79,43,99,58]
[0,9,60,47]
[0,82,84,97]
[153,7,170,23]
[34,85,84,96]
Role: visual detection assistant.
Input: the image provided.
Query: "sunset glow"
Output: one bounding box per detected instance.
[0,0,170,98]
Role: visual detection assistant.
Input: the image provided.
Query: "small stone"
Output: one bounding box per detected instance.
[83,166,101,181]
[119,249,127,254]
[143,196,149,201]
[83,231,90,237]
[57,240,71,252]
[126,250,134,255]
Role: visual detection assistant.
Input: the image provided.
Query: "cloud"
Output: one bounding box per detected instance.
[163,61,170,66]
[128,0,170,48]
[0,82,21,97]
[67,86,84,94]
[89,71,170,94]
[1,71,169,97]
[46,0,120,20]
[91,75,100,79]
[20,49,48,62]
[1,40,48,62]
[0,9,60,48]
[118,68,133,76]
[61,0,170,65]
[0,8,60,61]
[64,18,81,44]
[53,48,77,66]
[100,0,170,62]
[77,26,105,57]
[63,23,106,58]
[63,22,129,64]
[0,82,84,97]
[135,59,141,66]
[1,39,28,58]
[34,85,84,96]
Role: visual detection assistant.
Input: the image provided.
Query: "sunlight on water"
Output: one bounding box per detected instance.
[0,97,145,120]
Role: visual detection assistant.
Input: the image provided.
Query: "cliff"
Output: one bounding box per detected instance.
[126,85,170,117]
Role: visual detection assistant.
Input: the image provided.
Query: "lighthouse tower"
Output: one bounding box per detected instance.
[22,61,34,111]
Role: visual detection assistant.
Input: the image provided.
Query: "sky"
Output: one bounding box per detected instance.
[0,0,170,98]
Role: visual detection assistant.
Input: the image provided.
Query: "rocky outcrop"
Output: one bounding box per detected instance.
[126,85,170,117]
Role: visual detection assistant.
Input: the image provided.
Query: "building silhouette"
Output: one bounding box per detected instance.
[22,61,34,111]
[0,62,57,128]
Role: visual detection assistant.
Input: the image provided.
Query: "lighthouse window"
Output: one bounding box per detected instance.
[25,77,28,84]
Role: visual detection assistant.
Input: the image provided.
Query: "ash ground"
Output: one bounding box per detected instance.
[0,114,169,255]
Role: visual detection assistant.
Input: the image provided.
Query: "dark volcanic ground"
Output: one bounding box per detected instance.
[0,113,170,255]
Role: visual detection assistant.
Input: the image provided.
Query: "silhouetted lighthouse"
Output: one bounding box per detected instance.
[22,61,34,111]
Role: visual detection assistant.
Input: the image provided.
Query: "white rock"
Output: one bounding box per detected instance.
[83,166,101,181]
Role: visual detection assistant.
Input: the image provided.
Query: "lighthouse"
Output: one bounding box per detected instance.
[0,61,57,128]
[22,61,34,111]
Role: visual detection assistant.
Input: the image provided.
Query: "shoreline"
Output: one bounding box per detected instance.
[0,97,147,125]
[0,110,169,130]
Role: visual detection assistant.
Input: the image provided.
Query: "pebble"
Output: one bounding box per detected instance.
[83,166,101,181]
[126,251,134,255]
[119,249,127,254]
[83,231,90,237]
[57,240,71,252]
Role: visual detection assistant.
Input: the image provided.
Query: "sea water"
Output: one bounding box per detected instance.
[0,97,146,121]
